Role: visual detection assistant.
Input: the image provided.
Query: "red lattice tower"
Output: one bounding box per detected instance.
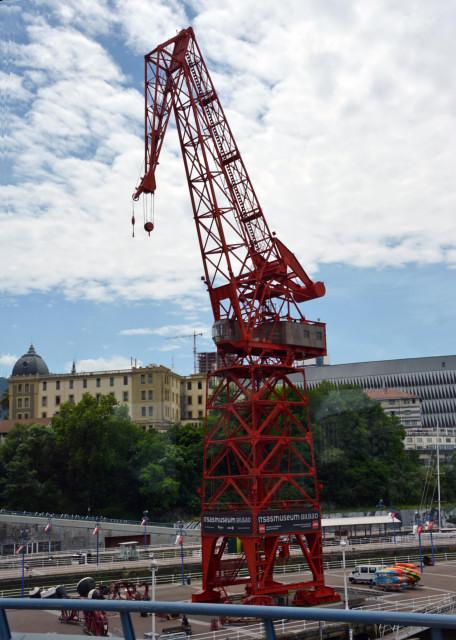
[133,28,339,607]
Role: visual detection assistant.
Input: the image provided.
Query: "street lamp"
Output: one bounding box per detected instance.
[16,529,27,598]
[415,511,424,573]
[388,508,397,544]
[177,520,185,585]
[149,553,158,639]
[142,510,149,552]
[340,541,353,640]
[45,515,52,558]
[93,519,100,567]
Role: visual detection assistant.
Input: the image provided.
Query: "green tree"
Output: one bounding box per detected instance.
[52,394,142,517]
[304,382,421,509]
[0,423,64,511]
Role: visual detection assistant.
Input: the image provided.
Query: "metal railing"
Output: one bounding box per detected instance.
[1,597,456,640]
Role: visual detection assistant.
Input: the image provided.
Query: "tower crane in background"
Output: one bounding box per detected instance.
[133,28,339,607]
[165,330,203,373]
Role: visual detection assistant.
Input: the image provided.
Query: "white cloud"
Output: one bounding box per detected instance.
[119,328,154,336]
[0,354,18,367]
[1,0,455,312]
[67,355,140,373]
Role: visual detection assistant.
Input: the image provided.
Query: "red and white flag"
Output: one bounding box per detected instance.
[45,523,51,532]
[93,526,99,535]
[428,520,434,530]
[16,545,25,554]
[417,524,424,535]
[141,518,147,526]
[175,534,184,545]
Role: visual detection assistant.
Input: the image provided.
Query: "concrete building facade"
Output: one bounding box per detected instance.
[7,345,211,431]
[365,388,422,428]
[300,355,456,429]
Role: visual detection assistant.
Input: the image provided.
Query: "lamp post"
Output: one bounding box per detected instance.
[377,498,384,514]
[93,519,100,567]
[142,510,149,552]
[424,512,436,565]
[340,541,353,640]
[177,520,185,585]
[45,515,52,558]
[16,529,27,598]
[415,511,424,573]
[389,508,397,544]
[149,553,158,639]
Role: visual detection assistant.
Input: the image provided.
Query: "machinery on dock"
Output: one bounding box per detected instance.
[132,27,339,607]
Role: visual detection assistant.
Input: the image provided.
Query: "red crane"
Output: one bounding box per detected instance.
[133,27,339,607]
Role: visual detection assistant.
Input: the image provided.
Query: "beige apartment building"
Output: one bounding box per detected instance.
[365,388,422,428]
[8,345,209,430]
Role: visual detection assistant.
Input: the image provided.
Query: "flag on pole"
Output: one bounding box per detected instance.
[141,518,147,526]
[45,523,51,532]
[175,534,184,545]
[428,520,434,530]
[16,545,25,554]
[417,524,423,535]
[93,526,99,535]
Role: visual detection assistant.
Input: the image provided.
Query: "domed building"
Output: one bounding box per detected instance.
[11,345,49,377]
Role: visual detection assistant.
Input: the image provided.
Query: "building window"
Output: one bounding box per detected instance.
[417,437,422,442]
[149,406,153,417]
[389,399,395,405]
[446,438,451,443]
[42,412,47,418]
[24,398,29,407]
[148,390,153,400]
[69,380,74,389]
[198,410,203,418]
[141,375,145,384]
[406,437,412,442]
[141,391,146,400]
[123,392,128,402]
[96,378,101,387]
[403,399,410,405]
[110,392,115,397]
[187,382,191,390]
[69,395,74,403]
[56,381,60,390]
[110,377,114,387]
[442,361,446,367]
[17,413,22,419]
[123,376,128,385]
[187,396,192,405]
[18,399,22,408]
[141,407,146,417]
[42,397,47,407]
[83,379,87,388]
[96,394,100,400]
[25,383,29,392]
[55,396,61,405]
[43,382,47,391]
[198,381,202,389]
[187,411,193,419]
[148,374,153,383]
[198,395,203,405]
[24,413,28,419]
[18,384,22,392]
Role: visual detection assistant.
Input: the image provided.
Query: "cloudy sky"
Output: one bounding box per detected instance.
[1,0,455,378]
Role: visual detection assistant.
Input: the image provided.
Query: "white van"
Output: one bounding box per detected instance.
[348,565,384,584]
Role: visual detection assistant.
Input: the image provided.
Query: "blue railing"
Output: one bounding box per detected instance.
[1,598,455,640]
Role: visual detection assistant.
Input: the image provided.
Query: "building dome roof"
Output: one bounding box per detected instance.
[11,345,49,377]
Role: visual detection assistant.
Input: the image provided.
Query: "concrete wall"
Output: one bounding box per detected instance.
[0,514,201,554]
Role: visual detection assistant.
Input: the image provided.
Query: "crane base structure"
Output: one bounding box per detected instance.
[191,364,340,606]
[132,27,340,608]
